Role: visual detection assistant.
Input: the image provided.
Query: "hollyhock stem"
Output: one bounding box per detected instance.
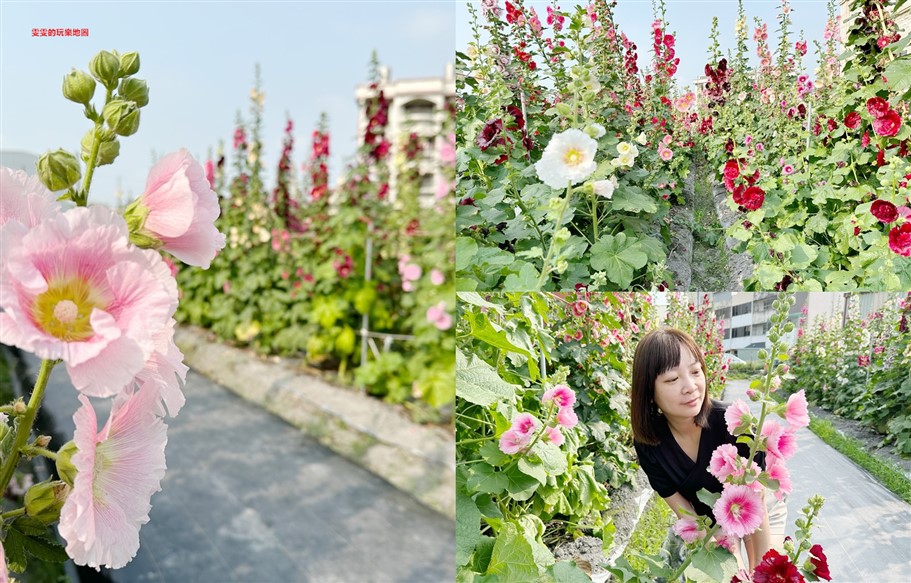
[670,524,721,579]
[1,508,26,520]
[536,186,574,289]
[80,87,114,206]
[0,359,56,494]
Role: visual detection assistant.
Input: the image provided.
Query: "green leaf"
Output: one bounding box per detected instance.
[457,237,479,271]
[456,350,518,406]
[790,244,818,269]
[503,262,541,291]
[480,441,512,467]
[531,441,568,477]
[589,233,648,289]
[695,488,721,509]
[503,464,541,501]
[458,292,503,312]
[467,312,540,380]
[611,187,658,214]
[457,491,484,566]
[684,546,739,583]
[518,457,548,484]
[467,462,508,495]
[885,57,911,101]
[3,527,29,573]
[753,263,786,289]
[486,522,541,582]
[548,561,594,583]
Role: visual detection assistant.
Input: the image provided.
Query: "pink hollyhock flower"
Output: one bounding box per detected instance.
[762,420,798,459]
[425,301,452,331]
[872,109,902,137]
[714,532,738,554]
[127,149,226,269]
[58,381,168,569]
[542,384,576,408]
[766,455,792,501]
[511,412,540,436]
[782,164,795,175]
[662,134,673,145]
[756,142,765,152]
[714,484,763,538]
[439,133,456,166]
[571,300,588,317]
[862,131,871,148]
[785,390,809,430]
[430,269,446,286]
[659,147,674,161]
[889,223,911,256]
[401,263,422,282]
[0,206,177,397]
[0,167,61,231]
[725,400,752,435]
[132,318,188,417]
[545,425,565,446]
[871,199,899,223]
[203,159,215,188]
[672,516,706,543]
[857,354,871,367]
[499,429,532,455]
[709,443,742,482]
[556,406,578,429]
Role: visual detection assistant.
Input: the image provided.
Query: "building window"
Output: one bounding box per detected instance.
[731,325,751,338]
[403,99,435,116]
[732,303,752,316]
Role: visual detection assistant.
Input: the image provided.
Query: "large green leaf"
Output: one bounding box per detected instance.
[531,441,568,477]
[457,491,484,566]
[503,464,541,501]
[459,292,504,312]
[885,57,911,101]
[486,523,541,582]
[684,546,739,583]
[467,462,508,495]
[457,237,480,271]
[467,312,540,380]
[589,233,648,288]
[611,186,659,214]
[548,561,595,583]
[456,350,518,406]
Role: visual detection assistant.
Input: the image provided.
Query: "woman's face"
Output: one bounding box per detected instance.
[653,344,706,422]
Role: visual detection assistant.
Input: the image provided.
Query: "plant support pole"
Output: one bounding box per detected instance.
[359,234,374,394]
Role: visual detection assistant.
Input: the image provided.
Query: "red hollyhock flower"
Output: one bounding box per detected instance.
[889,223,911,256]
[752,549,805,583]
[723,159,742,181]
[871,199,899,223]
[866,97,890,119]
[862,131,871,148]
[732,184,746,205]
[877,147,886,167]
[741,186,765,211]
[477,119,506,151]
[809,545,832,581]
[844,111,861,129]
[872,109,902,137]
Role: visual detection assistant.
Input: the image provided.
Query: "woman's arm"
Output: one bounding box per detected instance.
[742,492,771,570]
[662,492,696,520]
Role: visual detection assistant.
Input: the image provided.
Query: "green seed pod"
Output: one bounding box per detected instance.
[25,480,70,525]
[118,77,149,108]
[37,149,81,191]
[119,51,140,76]
[89,50,121,87]
[81,130,121,166]
[102,99,140,136]
[62,69,96,104]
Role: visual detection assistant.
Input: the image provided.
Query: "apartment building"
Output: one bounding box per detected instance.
[711,292,809,360]
[355,64,455,202]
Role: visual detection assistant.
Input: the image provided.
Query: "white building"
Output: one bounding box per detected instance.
[355,64,455,202]
[711,292,808,360]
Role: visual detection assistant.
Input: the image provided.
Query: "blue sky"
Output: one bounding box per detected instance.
[456,1,832,87]
[0,1,454,207]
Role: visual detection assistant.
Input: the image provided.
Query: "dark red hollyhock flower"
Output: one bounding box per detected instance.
[862,131,871,148]
[494,153,509,165]
[889,223,911,256]
[723,159,742,181]
[725,138,735,154]
[752,549,805,583]
[775,274,793,292]
[477,119,505,151]
[844,111,862,129]
[505,105,525,130]
[871,199,899,223]
[827,118,837,131]
[877,35,892,49]
[877,147,886,167]
[873,109,902,137]
[855,226,862,236]
[866,96,890,119]
[746,169,760,186]
[741,186,765,211]
[809,544,832,581]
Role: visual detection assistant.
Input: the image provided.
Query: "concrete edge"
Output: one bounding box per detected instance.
[174,326,455,519]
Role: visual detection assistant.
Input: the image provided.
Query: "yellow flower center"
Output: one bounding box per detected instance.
[563,148,583,167]
[32,278,105,342]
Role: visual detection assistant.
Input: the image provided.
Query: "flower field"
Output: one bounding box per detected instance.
[456,0,911,291]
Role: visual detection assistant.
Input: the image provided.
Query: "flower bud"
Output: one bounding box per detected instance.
[13,399,26,415]
[56,441,78,487]
[81,130,121,166]
[118,77,149,108]
[102,99,140,136]
[34,435,51,448]
[37,149,81,191]
[89,50,121,88]
[758,349,769,361]
[784,322,795,333]
[62,69,96,104]
[25,480,70,525]
[119,51,140,76]
[555,102,574,117]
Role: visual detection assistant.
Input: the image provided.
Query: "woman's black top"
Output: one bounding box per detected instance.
[634,400,764,522]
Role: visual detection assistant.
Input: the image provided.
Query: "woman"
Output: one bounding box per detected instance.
[630,327,785,571]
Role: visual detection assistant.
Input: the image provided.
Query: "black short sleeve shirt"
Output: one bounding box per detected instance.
[634,400,765,522]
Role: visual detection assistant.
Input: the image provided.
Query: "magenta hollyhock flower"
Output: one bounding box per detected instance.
[511,412,540,436]
[762,420,798,459]
[766,455,792,501]
[741,186,765,211]
[0,206,177,397]
[782,164,795,175]
[672,516,705,543]
[889,223,911,256]
[725,400,752,435]
[708,443,742,482]
[871,200,899,223]
[872,109,902,137]
[753,549,805,583]
[58,382,168,569]
[866,97,890,119]
[128,149,226,268]
[857,354,871,367]
[499,429,532,455]
[0,167,61,231]
[844,111,861,129]
[713,484,763,538]
[542,384,576,408]
[556,406,578,429]
[545,425,565,446]
[809,544,832,581]
[785,390,809,430]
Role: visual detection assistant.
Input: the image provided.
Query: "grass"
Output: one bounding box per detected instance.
[622,492,675,572]
[807,416,911,505]
[689,157,732,291]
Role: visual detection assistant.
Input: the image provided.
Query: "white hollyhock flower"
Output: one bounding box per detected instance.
[535,129,598,190]
[593,176,618,199]
[587,123,606,139]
